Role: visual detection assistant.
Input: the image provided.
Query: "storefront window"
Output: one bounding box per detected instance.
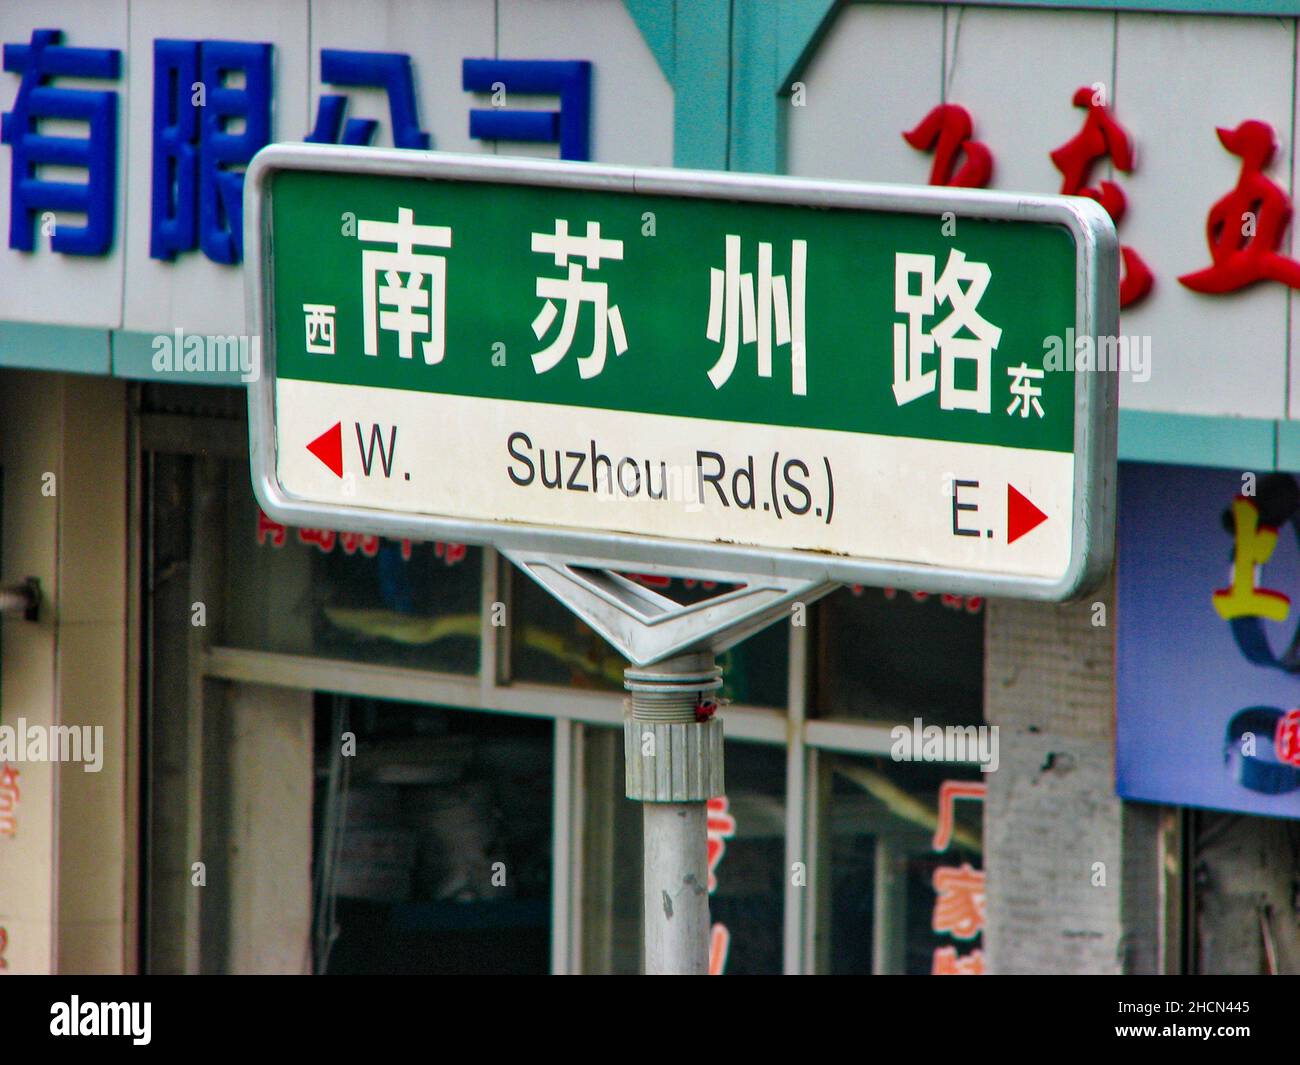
[580,725,643,974]
[814,585,984,724]
[817,754,986,974]
[709,742,787,974]
[221,457,482,674]
[315,697,552,975]
[510,569,628,692]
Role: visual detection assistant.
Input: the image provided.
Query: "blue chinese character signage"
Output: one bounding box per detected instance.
[1118,462,1300,817]
[1,29,121,255]
[307,50,428,148]
[463,59,591,161]
[0,4,605,343]
[150,39,273,265]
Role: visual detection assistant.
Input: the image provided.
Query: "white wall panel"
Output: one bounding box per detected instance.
[943,7,1115,197]
[1117,13,1294,418]
[786,3,945,185]
[121,0,310,338]
[309,0,494,155]
[0,1,128,327]
[496,0,672,166]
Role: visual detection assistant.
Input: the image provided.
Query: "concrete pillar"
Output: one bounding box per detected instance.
[982,572,1160,974]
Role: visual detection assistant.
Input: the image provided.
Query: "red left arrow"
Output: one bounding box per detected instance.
[307,421,343,478]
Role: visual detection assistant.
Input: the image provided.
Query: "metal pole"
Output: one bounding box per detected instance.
[624,651,724,976]
[643,803,709,974]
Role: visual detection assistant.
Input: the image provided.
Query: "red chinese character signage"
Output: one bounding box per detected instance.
[903,103,993,188]
[0,762,18,838]
[1181,120,1300,294]
[931,779,985,975]
[706,795,736,975]
[256,509,466,566]
[1276,708,1300,768]
[1050,87,1153,308]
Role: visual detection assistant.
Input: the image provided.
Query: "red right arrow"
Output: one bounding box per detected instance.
[1007,483,1048,544]
[307,421,343,478]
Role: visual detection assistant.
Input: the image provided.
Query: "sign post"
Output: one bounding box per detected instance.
[245,144,1118,974]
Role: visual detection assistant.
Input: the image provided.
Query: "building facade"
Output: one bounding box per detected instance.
[0,0,1296,974]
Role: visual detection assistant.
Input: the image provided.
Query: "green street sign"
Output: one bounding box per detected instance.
[247,146,1118,600]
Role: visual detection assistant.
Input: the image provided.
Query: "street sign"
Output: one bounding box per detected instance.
[246,145,1118,601]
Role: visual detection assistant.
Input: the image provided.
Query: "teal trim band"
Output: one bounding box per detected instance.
[672,0,732,169]
[0,322,109,375]
[730,0,781,173]
[780,0,844,88]
[1119,410,1276,471]
[111,330,251,387]
[1275,421,1300,473]
[624,0,840,172]
[624,0,675,83]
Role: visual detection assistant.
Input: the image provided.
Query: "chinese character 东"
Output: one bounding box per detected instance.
[358,206,452,364]
[530,218,627,378]
[1,29,121,255]
[1006,362,1045,418]
[706,234,808,396]
[894,249,1001,414]
[303,304,337,355]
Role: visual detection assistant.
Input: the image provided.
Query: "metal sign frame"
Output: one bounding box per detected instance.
[246,144,1118,602]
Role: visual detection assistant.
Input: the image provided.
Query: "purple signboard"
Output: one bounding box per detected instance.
[1117,462,1300,817]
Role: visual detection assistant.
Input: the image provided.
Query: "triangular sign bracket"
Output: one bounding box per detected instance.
[502,548,838,667]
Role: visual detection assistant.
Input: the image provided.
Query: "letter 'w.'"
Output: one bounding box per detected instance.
[355,423,397,477]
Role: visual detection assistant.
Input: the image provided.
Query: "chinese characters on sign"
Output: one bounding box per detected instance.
[151,39,271,264]
[359,206,452,364]
[893,249,1003,415]
[531,219,627,378]
[706,235,808,395]
[304,304,337,355]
